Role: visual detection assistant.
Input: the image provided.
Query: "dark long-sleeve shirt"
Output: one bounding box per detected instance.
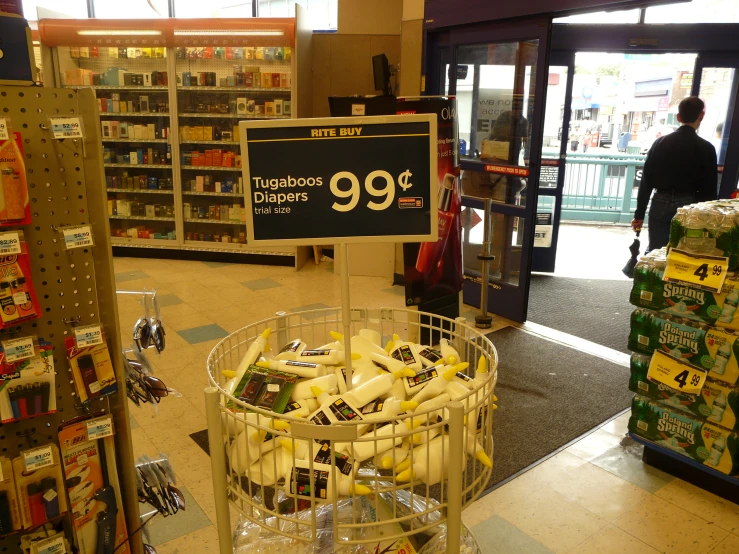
[634,125,718,220]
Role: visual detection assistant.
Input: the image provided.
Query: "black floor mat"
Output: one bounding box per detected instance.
[528,274,632,353]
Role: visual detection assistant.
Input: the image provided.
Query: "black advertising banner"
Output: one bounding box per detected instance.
[239,115,438,246]
[399,98,463,306]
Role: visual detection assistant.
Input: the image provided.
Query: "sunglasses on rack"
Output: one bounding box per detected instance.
[132,292,166,353]
[124,359,169,406]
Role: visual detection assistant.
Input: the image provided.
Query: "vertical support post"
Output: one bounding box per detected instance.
[622,163,637,224]
[476,199,493,329]
[454,317,467,364]
[446,400,465,554]
[205,387,234,554]
[275,310,288,349]
[339,243,354,390]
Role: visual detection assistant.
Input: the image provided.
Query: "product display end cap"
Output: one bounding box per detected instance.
[475,450,493,468]
[400,401,418,412]
[396,468,416,482]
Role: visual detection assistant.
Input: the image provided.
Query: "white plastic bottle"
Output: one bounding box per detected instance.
[359,328,382,346]
[294,349,360,365]
[282,441,370,502]
[389,334,423,371]
[464,430,493,468]
[370,351,410,373]
[245,447,289,486]
[710,394,727,423]
[256,359,327,379]
[416,346,445,367]
[225,328,271,395]
[439,338,461,365]
[351,421,410,462]
[410,393,451,426]
[411,364,468,404]
[719,290,739,324]
[290,373,338,401]
[402,365,445,397]
[706,435,726,466]
[411,425,441,445]
[712,342,731,376]
[357,398,418,435]
[274,339,307,361]
[396,436,462,486]
[282,398,318,418]
[374,444,409,470]
[229,428,278,474]
[466,356,491,434]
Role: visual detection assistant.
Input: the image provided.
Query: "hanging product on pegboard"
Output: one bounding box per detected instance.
[0,81,142,554]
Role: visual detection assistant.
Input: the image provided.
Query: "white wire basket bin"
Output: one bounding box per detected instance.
[205,307,498,553]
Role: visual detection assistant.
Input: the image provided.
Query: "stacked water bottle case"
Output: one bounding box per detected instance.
[628,201,739,477]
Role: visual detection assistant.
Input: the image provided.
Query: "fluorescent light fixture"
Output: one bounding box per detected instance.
[77,30,162,36]
[174,30,284,37]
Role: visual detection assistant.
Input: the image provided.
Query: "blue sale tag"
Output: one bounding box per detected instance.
[2,336,35,363]
[49,117,83,140]
[75,324,103,347]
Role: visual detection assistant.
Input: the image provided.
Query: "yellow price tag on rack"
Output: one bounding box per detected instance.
[647,350,707,395]
[663,248,729,293]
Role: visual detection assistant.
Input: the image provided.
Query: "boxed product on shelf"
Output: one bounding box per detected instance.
[98,95,169,114]
[111,226,176,240]
[630,353,739,431]
[104,146,170,165]
[69,46,166,59]
[101,121,169,140]
[181,149,240,168]
[629,394,739,476]
[106,174,173,190]
[628,307,739,386]
[108,199,174,218]
[0,339,56,424]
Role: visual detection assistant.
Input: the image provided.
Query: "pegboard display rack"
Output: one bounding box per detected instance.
[0,85,141,554]
[38,10,314,268]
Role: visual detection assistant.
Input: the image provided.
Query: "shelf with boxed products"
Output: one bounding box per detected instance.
[99,112,170,118]
[107,189,174,195]
[104,164,173,169]
[65,85,169,91]
[184,218,243,225]
[181,140,238,146]
[182,191,243,198]
[181,165,241,172]
[102,138,169,144]
[109,215,176,222]
[179,112,289,119]
[176,86,291,93]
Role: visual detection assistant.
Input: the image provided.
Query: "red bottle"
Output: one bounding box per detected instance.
[415,173,456,282]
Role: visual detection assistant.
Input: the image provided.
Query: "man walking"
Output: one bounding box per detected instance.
[631,96,718,251]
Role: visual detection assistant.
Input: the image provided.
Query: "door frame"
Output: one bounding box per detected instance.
[531,22,739,279]
[425,16,552,323]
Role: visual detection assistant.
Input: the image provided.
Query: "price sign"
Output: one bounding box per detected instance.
[86,415,114,440]
[31,534,66,554]
[24,445,54,471]
[62,225,94,250]
[49,117,83,140]
[0,231,21,254]
[75,324,103,348]
[0,118,9,141]
[239,115,437,245]
[647,350,707,395]
[2,336,35,363]
[663,248,729,293]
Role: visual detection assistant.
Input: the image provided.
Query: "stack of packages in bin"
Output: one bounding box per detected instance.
[220,327,496,503]
[628,199,739,476]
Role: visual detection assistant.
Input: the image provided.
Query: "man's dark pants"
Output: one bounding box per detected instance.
[647,191,695,253]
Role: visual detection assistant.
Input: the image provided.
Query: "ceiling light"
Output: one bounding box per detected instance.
[174,30,284,37]
[77,30,163,36]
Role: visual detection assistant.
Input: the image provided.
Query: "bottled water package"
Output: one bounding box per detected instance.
[670,200,739,268]
[628,308,739,386]
[630,248,739,331]
[629,394,739,476]
[629,353,739,431]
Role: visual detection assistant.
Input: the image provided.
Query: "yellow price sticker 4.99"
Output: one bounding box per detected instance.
[663,248,728,293]
[647,350,707,395]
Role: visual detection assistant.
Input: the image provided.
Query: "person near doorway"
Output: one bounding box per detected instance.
[631,96,718,252]
[569,127,579,152]
[583,129,591,153]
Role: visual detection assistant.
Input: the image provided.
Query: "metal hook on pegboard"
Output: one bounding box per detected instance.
[16,428,36,449]
[73,399,93,414]
[62,315,81,325]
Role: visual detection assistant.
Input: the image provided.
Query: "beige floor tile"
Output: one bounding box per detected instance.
[570,524,662,554]
[188,477,219,526]
[711,532,739,554]
[655,479,739,533]
[614,495,728,554]
[166,443,214,487]
[130,427,161,458]
[550,463,650,521]
[153,523,220,553]
[167,312,217,332]
[600,411,630,438]
[461,501,496,528]
[141,407,207,451]
[566,429,624,461]
[133,395,203,428]
[497,486,607,554]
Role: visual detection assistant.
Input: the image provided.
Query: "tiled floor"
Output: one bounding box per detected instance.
[114,255,739,554]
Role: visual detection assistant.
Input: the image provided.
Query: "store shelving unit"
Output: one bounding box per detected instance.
[39,11,313,268]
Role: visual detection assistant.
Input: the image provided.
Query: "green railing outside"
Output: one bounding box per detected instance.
[539,152,647,224]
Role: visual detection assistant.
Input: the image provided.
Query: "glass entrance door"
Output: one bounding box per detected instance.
[692,55,739,198]
[444,19,550,322]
